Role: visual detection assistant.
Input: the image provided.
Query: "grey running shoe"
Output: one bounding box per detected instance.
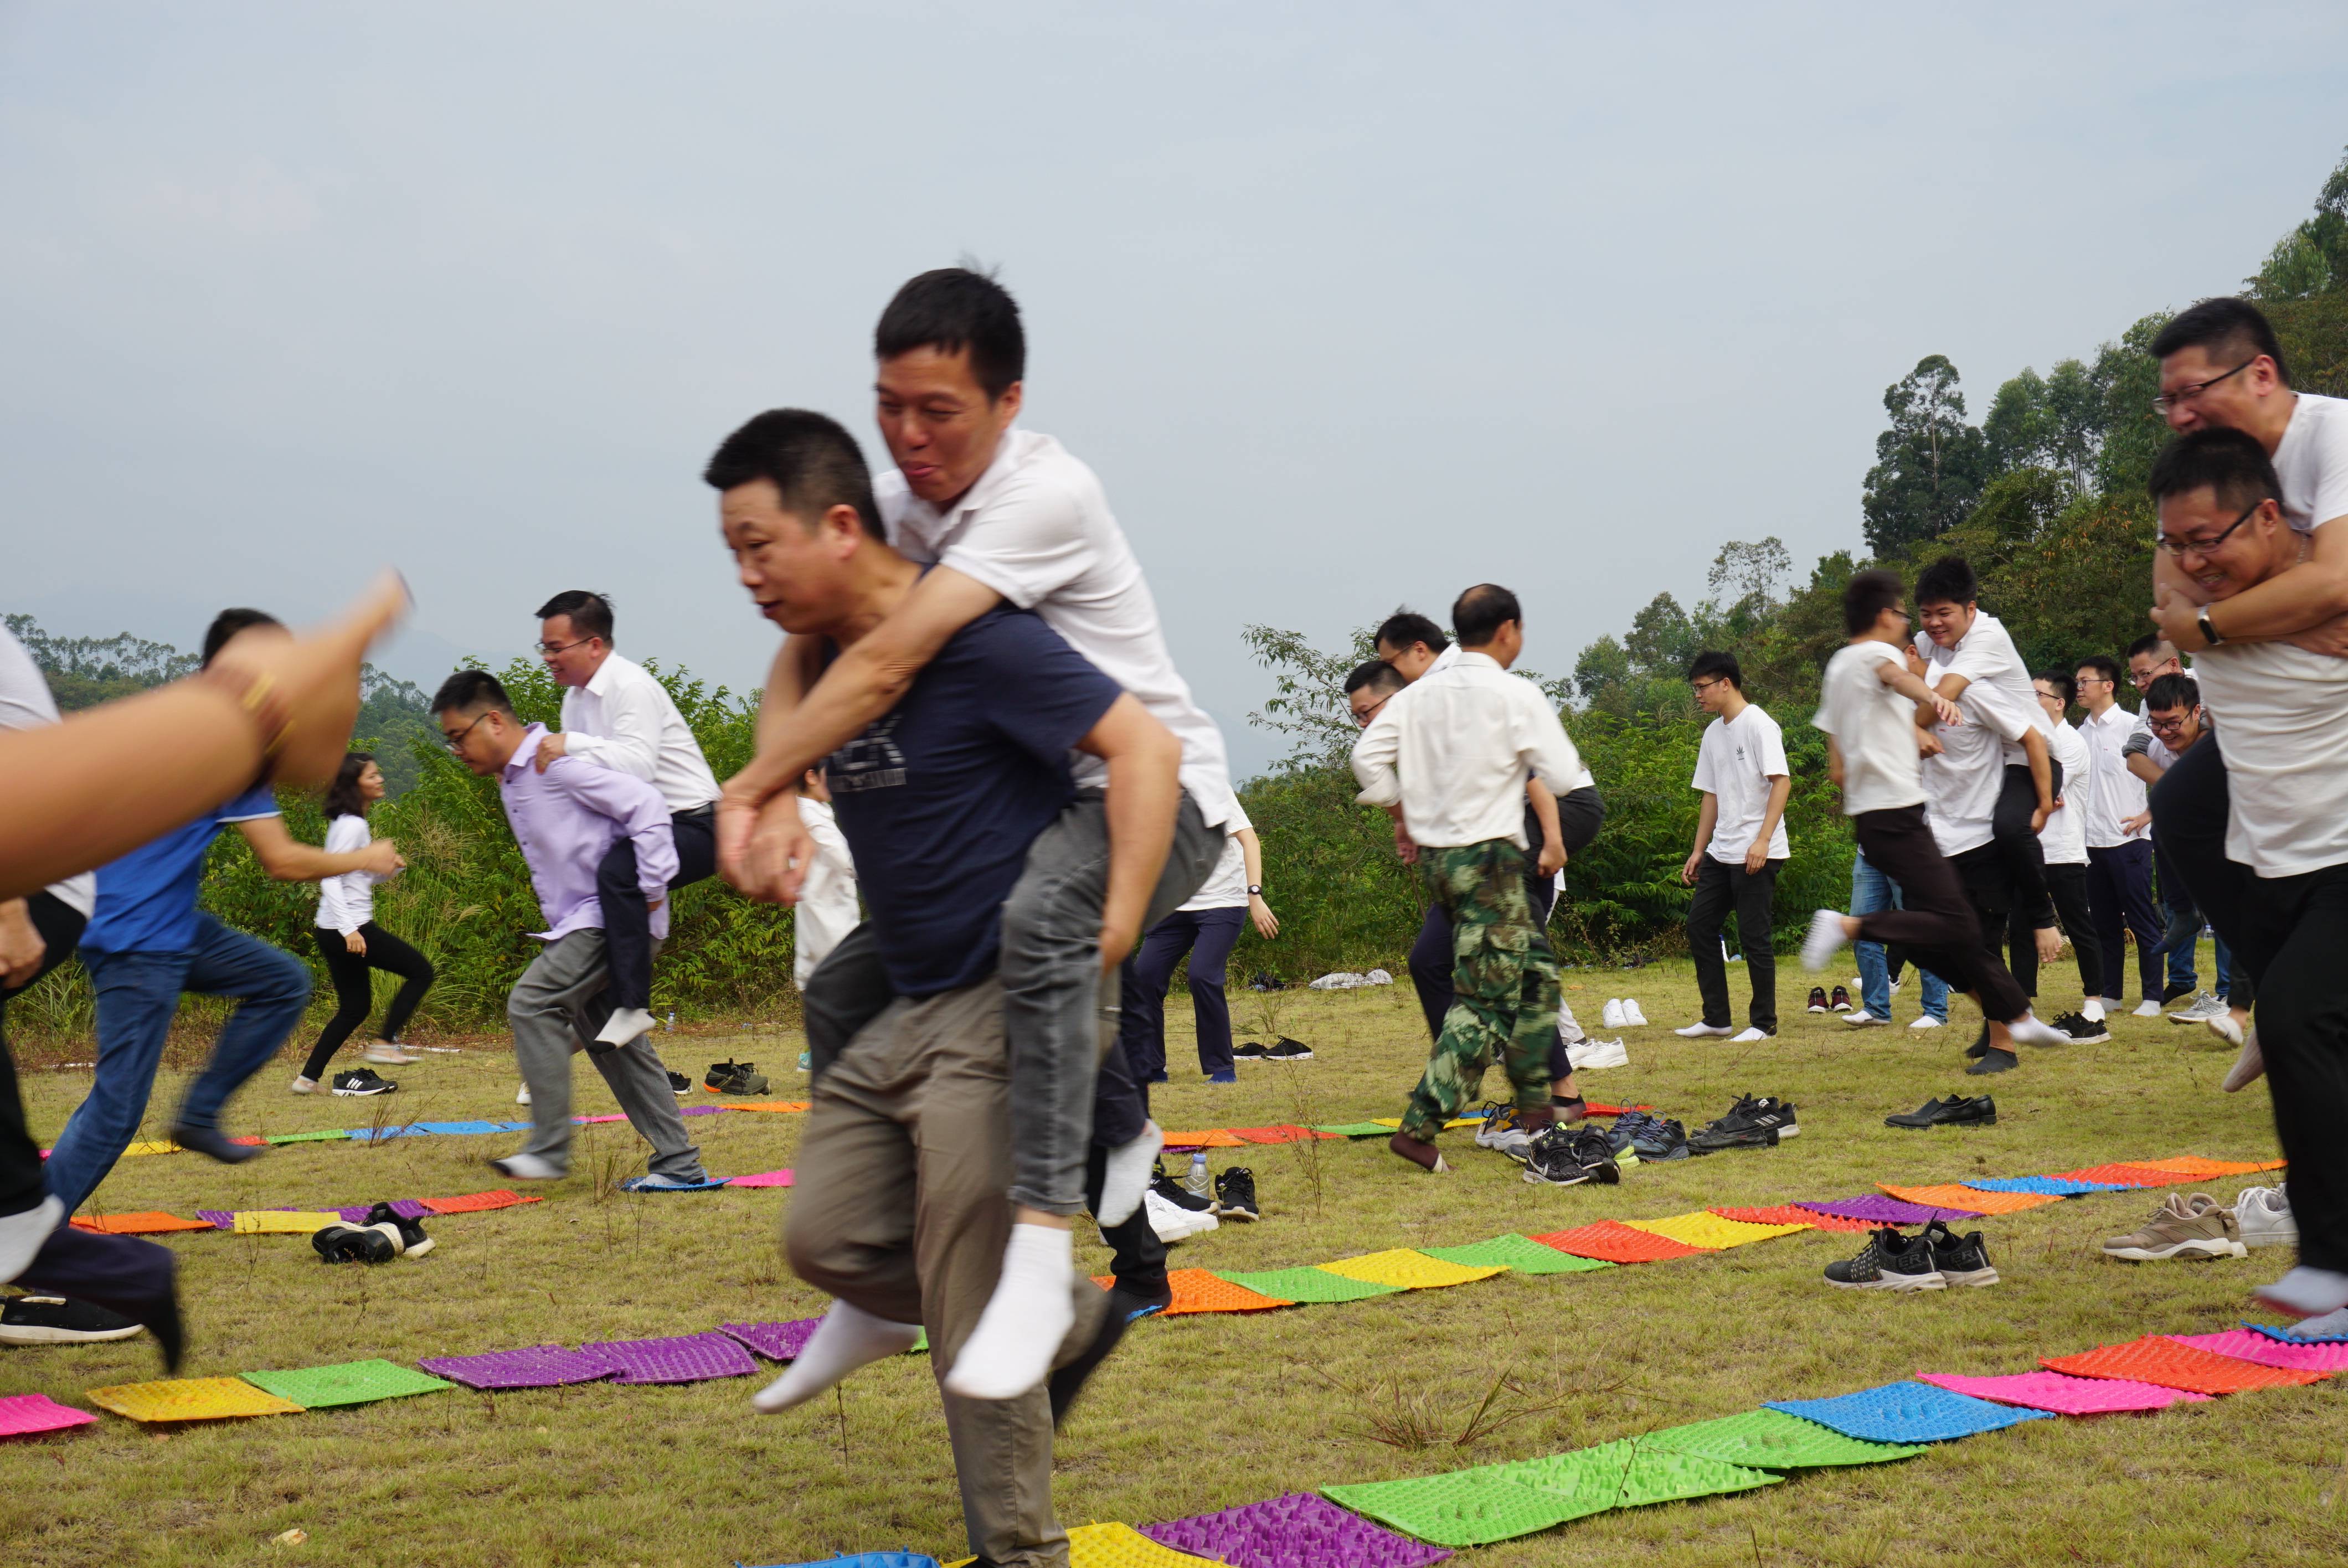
[1824,1227,1944,1291]
[2168,991,2226,1024]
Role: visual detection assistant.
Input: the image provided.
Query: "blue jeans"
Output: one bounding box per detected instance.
[1851,850,1948,1022]
[2158,863,2234,997]
[48,914,312,1211]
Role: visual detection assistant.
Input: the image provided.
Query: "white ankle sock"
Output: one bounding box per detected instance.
[0,1195,61,1286]
[941,1224,1075,1401]
[2258,1266,2348,1319]
[2289,1305,2348,1339]
[1096,1121,1162,1227]
[594,1007,656,1047]
[2005,1013,2066,1048]
[750,1299,921,1413]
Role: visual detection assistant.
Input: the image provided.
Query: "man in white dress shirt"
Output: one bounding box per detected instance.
[533,591,723,1049]
[2072,653,2165,1014]
[1352,584,1579,1172]
[1675,651,1791,1043]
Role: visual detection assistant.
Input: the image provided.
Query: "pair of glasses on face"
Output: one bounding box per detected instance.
[1690,677,1729,696]
[441,712,494,754]
[2146,712,2195,736]
[1351,693,1394,729]
[2151,359,2254,414]
[537,636,595,657]
[2155,498,2263,559]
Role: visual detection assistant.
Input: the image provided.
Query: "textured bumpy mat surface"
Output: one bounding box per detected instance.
[1623,1211,1812,1250]
[1316,1249,1507,1290]
[1639,1407,1927,1469]
[67,1211,215,1234]
[2169,1330,2348,1373]
[581,1331,759,1385]
[2042,1336,2330,1394]
[1140,1490,1452,1568]
[84,1377,304,1423]
[414,1343,615,1391]
[1320,1468,1591,1547]
[1876,1183,2060,1215]
[1709,1204,1872,1233]
[1914,1370,2210,1415]
[1766,1381,2053,1443]
[1794,1195,1980,1225]
[0,1393,99,1437]
[238,1359,456,1409]
[722,1320,822,1361]
[1489,1440,1783,1514]
[1213,1267,1404,1304]
[1420,1234,1617,1275]
[1528,1221,1708,1263]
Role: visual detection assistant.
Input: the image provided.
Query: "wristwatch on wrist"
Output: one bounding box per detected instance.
[1246,884,1264,896]
[2197,608,2225,648]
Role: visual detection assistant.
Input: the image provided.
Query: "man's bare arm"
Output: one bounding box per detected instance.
[1875,659,1963,726]
[1074,693,1183,972]
[1528,778,1565,877]
[2152,519,2348,651]
[236,816,401,883]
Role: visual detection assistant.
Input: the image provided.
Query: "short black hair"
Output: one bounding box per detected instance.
[2146,426,2284,517]
[1687,649,1742,690]
[1451,584,1521,648]
[2125,631,2175,663]
[2145,673,2200,713]
[1373,611,1448,656]
[2149,297,2292,388]
[874,267,1024,402]
[2033,669,2077,708]
[2076,654,2121,687]
[430,669,514,717]
[535,590,614,645]
[1913,556,1978,608]
[1343,658,1406,697]
[1842,568,1905,636]
[323,751,375,819]
[703,409,884,541]
[201,608,283,668]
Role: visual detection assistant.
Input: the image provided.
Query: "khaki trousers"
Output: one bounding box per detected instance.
[786,979,1105,1568]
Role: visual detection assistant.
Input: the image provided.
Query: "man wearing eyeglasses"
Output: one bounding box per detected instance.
[2120,637,2220,1014]
[531,590,722,1054]
[2140,299,2348,1092]
[2148,427,2348,1335]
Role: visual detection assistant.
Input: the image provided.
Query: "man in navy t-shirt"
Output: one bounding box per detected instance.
[712,410,1181,1567]
[43,611,403,1215]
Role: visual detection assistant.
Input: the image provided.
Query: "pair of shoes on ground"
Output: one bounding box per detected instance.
[1145,1163,1222,1242]
[703,1059,769,1095]
[1688,1094,1797,1152]
[1672,1021,1774,1043]
[1886,1092,1996,1128]
[1521,1123,1620,1187]
[1806,985,1854,1014]
[1232,1036,1312,1060]
[1605,1110,1690,1163]
[292,1065,399,1097]
[1599,998,1648,1028]
[1825,1221,1998,1291]
[312,1203,434,1264]
[2102,1187,2297,1260]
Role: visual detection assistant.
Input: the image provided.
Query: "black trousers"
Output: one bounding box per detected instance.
[0,893,85,1218]
[597,806,718,1012]
[2232,862,2348,1272]
[1408,786,1604,1079]
[1687,855,1781,1034]
[2151,735,2256,1010]
[1994,759,2061,928]
[2008,862,2100,1001]
[2085,839,2164,1003]
[1853,807,2031,1023]
[301,923,436,1080]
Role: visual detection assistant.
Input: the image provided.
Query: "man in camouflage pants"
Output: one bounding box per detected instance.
[1352,583,1585,1173]
[1399,842,1561,1144]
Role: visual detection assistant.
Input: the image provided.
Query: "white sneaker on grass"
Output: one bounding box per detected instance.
[290,1075,320,1095]
[514,1083,532,1106]
[1800,908,1849,972]
[1729,1027,1772,1044]
[2131,999,2164,1018]
[2234,1185,2296,1249]
[1908,1015,1944,1031]
[489,1153,564,1181]
[1622,1000,1648,1026]
[1602,999,1625,1028]
[1674,1022,1733,1039]
[2168,991,2225,1024]
[1841,1010,1887,1027]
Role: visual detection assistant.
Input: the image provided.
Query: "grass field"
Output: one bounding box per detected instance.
[2,943,2337,1568]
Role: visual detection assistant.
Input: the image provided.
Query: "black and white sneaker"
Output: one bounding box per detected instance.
[1923,1221,1999,1287]
[1823,1227,1945,1291]
[1212,1167,1259,1221]
[1263,1037,1314,1060]
[331,1067,397,1097]
[1830,986,1853,1013]
[666,1070,692,1097]
[1690,1094,1798,1152]
[1149,1163,1214,1215]
[1806,986,1830,1014]
[2052,1011,2112,1044]
[311,1223,400,1265]
[0,1294,145,1345]
[362,1202,435,1259]
[1521,1126,1620,1187]
[1884,1093,1997,1129]
[1232,1039,1269,1059]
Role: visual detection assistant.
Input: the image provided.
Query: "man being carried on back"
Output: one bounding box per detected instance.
[1803,570,2068,1068]
[1351,584,1580,1173]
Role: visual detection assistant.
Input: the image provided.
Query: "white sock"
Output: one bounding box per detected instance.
[750,1299,922,1413]
[0,1195,61,1286]
[2289,1305,2348,1339]
[594,1007,657,1047]
[941,1223,1076,1401]
[2081,998,2105,1023]
[2005,1012,2066,1048]
[2258,1266,2348,1319]
[1095,1121,1163,1227]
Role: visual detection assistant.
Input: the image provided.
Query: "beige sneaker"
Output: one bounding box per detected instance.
[2101,1193,2247,1261]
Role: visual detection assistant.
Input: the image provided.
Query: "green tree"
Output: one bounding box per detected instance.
[1861,355,1991,556]
[2248,145,2348,302]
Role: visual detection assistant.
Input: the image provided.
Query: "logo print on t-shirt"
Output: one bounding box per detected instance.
[829,714,906,792]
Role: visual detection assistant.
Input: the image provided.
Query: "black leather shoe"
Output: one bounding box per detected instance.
[167,1122,267,1167]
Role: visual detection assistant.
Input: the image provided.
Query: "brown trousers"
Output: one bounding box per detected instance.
[786,979,1106,1568]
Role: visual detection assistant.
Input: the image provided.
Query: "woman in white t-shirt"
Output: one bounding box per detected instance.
[1117,810,1279,1084]
[294,752,435,1094]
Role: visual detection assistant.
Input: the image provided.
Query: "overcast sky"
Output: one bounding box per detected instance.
[5,4,2345,776]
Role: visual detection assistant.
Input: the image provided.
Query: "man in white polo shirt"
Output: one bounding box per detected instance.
[2072,652,2164,1015]
[1675,651,1790,1044]
[2146,427,2348,1333]
[532,590,722,1053]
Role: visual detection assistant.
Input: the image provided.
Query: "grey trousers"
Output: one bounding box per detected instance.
[507,929,704,1182]
[788,979,1104,1568]
[802,788,1225,1215]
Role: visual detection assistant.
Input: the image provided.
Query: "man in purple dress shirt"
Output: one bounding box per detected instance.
[431,671,709,1189]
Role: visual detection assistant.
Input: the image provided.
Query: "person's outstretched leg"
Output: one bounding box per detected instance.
[364,924,436,1044]
[1733,861,1781,1035]
[2238,868,2348,1313]
[593,834,656,1019]
[174,915,310,1145]
[300,930,375,1082]
[504,932,608,1177]
[1184,909,1244,1080]
[42,950,189,1213]
[1407,905,1453,1044]
[1399,842,1544,1152]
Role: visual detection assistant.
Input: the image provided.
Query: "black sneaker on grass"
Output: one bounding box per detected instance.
[1264,1037,1314,1060]
[362,1202,435,1258]
[330,1067,397,1097]
[1627,1117,1692,1162]
[1806,986,1830,1014]
[2052,1011,2112,1044]
[666,1070,692,1097]
[2161,978,2201,1005]
[1923,1220,1999,1287]
[1691,1094,1799,1151]
[1212,1167,1259,1221]
[0,1294,145,1345]
[1884,1094,1996,1129]
[311,1223,398,1265]
[1232,1039,1269,1059]
[703,1059,770,1095]
[1822,1227,1945,1291]
[1521,1126,1620,1187]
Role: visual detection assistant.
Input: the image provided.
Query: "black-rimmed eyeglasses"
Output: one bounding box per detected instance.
[2151,359,2254,414]
[441,712,495,753]
[2155,499,2263,560]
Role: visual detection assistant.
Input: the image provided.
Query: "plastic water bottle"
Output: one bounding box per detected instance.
[665,1010,676,1031]
[1185,1149,1212,1201]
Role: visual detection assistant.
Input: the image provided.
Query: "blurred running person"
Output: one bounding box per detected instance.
[1676,651,1789,1043]
[294,752,436,1095]
[1843,848,1951,1031]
